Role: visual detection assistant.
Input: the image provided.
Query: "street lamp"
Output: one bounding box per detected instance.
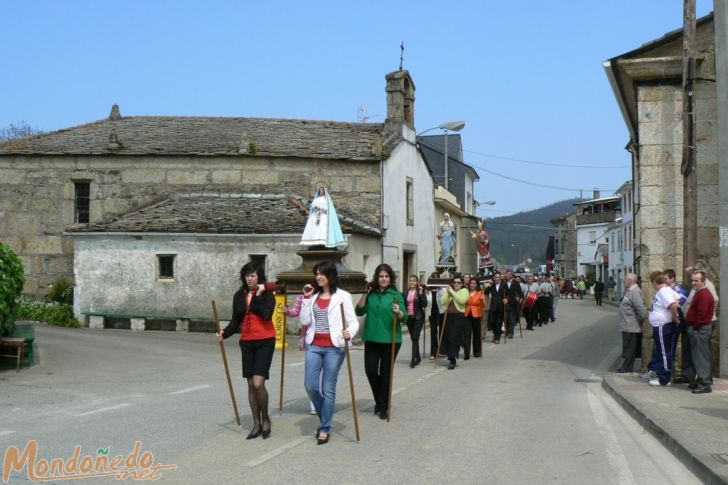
[476,200,496,206]
[417,121,466,190]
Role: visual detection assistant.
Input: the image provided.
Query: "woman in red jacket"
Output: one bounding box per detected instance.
[217,261,276,440]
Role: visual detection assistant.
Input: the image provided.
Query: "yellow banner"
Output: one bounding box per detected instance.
[274,294,288,349]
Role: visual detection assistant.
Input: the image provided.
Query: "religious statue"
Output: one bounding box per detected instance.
[472,219,492,269]
[300,186,346,248]
[437,213,456,265]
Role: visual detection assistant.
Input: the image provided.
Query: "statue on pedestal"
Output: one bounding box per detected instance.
[472,219,492,269]
[437,213,456,265]
[300,186,346,249]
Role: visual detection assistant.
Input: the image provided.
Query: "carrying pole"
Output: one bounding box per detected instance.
[340,305,360,441]
[387,312,397,422]
[212,300,241,426]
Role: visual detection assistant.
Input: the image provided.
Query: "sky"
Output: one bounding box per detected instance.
[1,1,714,217]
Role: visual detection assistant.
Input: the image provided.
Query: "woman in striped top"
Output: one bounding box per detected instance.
[300,260,359,445]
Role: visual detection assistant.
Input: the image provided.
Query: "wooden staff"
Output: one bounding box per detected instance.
[516,300,524,338]
[340,304,360,442]
[278,294,287,412]
[386,308,397,422]
[503,302,508,345]
[434,311,449,364]
[212,300,241,426]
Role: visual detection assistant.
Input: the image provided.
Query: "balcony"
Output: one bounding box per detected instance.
[576,211,618,226]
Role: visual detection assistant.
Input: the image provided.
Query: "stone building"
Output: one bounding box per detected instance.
[604,14,719,370]
[551,212,577,279]
[68,193,380,327]
[0,69,436,310]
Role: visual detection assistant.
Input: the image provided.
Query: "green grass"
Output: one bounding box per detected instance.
[15,297,79,327]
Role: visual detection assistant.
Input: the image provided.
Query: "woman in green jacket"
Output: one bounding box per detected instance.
[440,274,469,370]
[356,263,407,420]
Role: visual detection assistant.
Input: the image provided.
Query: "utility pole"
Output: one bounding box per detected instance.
[681,0,697,284]
[714,0,728,377]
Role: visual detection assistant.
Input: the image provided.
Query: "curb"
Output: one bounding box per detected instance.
[601,377,727,485]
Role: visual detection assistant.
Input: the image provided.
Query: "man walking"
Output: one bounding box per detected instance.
[487,273,506,344]
[616,273,646,373]
[503,271,523,338]
[594,280,605,306]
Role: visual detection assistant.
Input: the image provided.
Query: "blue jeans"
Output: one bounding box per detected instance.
[305,345,345,434]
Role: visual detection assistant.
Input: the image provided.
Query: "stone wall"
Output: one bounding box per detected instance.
[0,155,381,295]
[636,79,719,373]
[73,233,380,333]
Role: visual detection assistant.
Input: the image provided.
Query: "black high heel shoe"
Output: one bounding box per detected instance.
[246,427,262,440]
[261,420,271,439]
[317,432,330,445]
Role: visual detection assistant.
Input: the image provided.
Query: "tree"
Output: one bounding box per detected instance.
[0,243,25,336]
[0,121,43,141]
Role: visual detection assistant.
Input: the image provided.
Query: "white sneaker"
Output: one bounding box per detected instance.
[648,378,671,387]
[640,370,657,380]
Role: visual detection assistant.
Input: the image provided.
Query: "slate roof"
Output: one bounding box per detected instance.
[0,110,385,160]
[67,193,381,237]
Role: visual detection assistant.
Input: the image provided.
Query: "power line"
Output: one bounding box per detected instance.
[473,164,618,192]
[464,149,630,169]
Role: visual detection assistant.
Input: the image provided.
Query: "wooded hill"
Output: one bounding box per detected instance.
[485,198,579,266]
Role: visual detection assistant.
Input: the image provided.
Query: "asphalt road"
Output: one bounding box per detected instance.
[1,299,701,484]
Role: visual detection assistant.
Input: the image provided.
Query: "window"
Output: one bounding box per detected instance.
[74,182,90,224]
[249,254,267,273]
[589,231,597,244]
[158,255,175,280]
[406,178,414,226]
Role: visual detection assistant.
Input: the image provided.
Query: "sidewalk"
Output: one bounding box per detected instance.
[591,293,728,483]
[603,373,728,484]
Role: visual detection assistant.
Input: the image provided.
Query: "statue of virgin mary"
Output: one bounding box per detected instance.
[300,186,346,248]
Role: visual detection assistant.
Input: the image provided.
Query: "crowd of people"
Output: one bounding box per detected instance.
[617,266,718,394]
[213,186,718,448]
[215,261,719,447]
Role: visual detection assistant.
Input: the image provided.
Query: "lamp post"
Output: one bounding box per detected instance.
[417,121,466,190]
[512,243,521,265]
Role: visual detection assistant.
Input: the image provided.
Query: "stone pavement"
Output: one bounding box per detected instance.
[589,294,728,485]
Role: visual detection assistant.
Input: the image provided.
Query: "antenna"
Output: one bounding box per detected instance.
[399,41,405,70]
[357,106,371,123]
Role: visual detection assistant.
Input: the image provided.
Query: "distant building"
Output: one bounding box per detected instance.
[574,191,621,279]
[551,212,577,279]
[605,181,635,300]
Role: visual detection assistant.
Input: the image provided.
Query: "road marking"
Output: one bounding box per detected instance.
[0,431,16,437]
[77,403,132,417]
[586,386,636,485]
[244,436,311,467]
[168,384,211,395]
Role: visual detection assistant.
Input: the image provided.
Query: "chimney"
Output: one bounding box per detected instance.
[108,104,122,121]
[593,189,600,199]
[384,70,415,137]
